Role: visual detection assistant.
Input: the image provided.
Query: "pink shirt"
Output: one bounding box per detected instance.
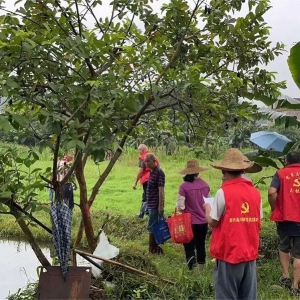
[178,178,210,224]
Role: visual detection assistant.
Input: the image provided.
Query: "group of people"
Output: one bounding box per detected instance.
[133,143,300,299]
[133,144,165,254]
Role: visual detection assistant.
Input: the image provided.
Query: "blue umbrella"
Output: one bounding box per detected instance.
[250,131,291,152]
[50,201,72,279]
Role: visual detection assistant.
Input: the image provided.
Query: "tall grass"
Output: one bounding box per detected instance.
[13,146,275,216]
[1,144,290,300]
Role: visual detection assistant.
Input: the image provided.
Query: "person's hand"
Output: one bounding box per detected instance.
[133,184,137,190]
[158,206,164,215]
[203,203,211,212]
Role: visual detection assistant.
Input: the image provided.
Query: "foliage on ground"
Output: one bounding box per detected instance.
[5,214,293,300]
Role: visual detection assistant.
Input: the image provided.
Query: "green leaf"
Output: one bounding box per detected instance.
[48,82,58,93]
[0,191,12,198]
[66,139,77,150]
[6,77,19,88]
[251,156,280,169]
[52,122,62,135]
[90,148,106,163]
[288,42,300,90]
[76,140,86,149]
[0,115,13,131]
[11,114,29,127]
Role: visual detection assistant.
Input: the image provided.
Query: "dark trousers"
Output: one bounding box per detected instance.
[63,183,74,210]
[142,181,148,202]
[139,181,148,216]
[183,223,208,269]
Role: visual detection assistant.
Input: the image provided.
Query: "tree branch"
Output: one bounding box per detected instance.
[155,0,203,85]
[52,133,61,185]
[87,1,202,206]
[64,93,90,127]
[83,0,104,34]
[0,7,43,28]
[54,0,78,36]
[74,0,82,37]
[204,48,251,79]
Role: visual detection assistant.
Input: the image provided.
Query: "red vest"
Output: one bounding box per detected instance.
[210,178,261,264]
[139,151,159,184]
[139,150,150,184]
[270,164,300,222]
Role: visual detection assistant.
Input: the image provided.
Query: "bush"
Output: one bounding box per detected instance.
[259,219,279,260]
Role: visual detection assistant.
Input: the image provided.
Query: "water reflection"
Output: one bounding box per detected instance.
[0,239,90,299]
[0,239,51,299]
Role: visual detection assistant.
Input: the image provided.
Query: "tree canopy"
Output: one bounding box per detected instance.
[0,0,286,253]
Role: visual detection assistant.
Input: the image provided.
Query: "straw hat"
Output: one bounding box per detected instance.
[242,154,262,173]
[179,159,208,175]
[211,148,256,172]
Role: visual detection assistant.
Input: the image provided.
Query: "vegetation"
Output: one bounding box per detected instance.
[0,147,292,299]
[0,0,287,263]
[0,0,300,298]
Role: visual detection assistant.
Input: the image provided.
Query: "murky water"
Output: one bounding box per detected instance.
[0,239,51,299]
[0,239,91,299]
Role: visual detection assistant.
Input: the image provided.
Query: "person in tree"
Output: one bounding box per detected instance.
[133,144,159,218]
[56,153,77,210]
[204,148,262,300]
[268,151,300,295]
[176,159,210,271]
[144,153,165,254]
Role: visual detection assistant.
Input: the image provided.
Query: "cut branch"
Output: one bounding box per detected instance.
[74,249,175,285]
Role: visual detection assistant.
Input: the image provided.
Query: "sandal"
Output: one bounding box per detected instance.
[279,277,292,289]
[290,287,300,296]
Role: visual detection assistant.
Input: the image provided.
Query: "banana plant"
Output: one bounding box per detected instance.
[288,42,300,90]
[244,42,300,174]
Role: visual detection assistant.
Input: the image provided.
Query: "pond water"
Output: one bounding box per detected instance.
[0,239,51,299]
[0,239,90,299]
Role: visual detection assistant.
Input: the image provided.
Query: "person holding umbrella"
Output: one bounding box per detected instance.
[268,151,300,295]
[204,148,262,300]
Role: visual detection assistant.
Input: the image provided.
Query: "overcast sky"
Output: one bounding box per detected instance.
[1,0,300,97]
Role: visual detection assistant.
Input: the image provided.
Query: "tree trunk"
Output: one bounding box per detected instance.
[74,219,84,248]
[10,205,51,267]
[75,154,97,251]
[74,148,123,246]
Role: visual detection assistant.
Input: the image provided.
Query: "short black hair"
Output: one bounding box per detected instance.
[286,151,300,165]
[222,170,243,176]
[183,174,198,182]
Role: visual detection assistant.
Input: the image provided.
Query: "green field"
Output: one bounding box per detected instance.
[22,148,274,214]
[1,147,296,299]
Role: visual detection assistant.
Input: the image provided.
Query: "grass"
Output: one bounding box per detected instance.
[0,145,297,299]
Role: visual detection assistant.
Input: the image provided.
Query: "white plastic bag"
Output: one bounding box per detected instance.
[91,230,119,278]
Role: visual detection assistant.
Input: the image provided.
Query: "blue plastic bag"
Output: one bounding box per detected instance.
[153,217,171,245]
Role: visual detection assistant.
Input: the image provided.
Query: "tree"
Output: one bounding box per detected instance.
[0,0,285,261]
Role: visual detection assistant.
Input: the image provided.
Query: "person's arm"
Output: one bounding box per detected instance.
[133,168,143,189]
[268,187,277,212]
[176,185,186,211]
[260,199,263,219]
[268,172,280,212]
[204,188,225,228]
[158,186,165,214]
[158,170,165,214]
[176,194,185,211]
[204,204,218,227]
